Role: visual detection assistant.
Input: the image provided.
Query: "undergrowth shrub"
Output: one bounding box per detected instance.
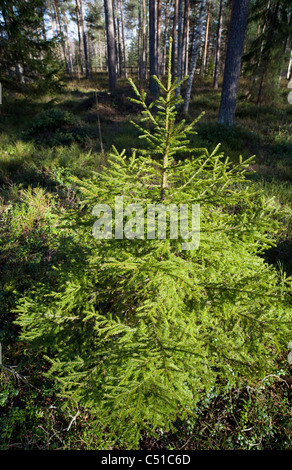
[167,374,291,450]
[14,43,292,449]
[22,109,87,146]
[0,187,60,344]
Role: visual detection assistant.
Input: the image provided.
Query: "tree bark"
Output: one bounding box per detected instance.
[176,0,184,95]
[182,0,190,76]
[256,0,280,106]
[163,0,170,76]
[201,0,211,74]
[278,13,292,87]
[183,0,207,114]
[79,0,90,79]
[116,5,123,77]
[138,0,142,79]
[119,0,127,78]
[63,16,73,76]
[157,0,162,78]
[104,0,117,91]
[98,32,103,70]
[171,0,178,80]
[142,0,147,79]
[149,0,159,95]
[52,0,70,74]
[75,0,84,75]
[213,0,223,88]
[218,0,250,125]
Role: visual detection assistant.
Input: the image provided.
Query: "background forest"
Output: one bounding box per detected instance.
[0,0,292,451]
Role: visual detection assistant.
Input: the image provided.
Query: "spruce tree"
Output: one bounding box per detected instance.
[0,0,61,92]
[15,40,292,448]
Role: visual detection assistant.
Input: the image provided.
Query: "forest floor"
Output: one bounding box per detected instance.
[0,73,291,450]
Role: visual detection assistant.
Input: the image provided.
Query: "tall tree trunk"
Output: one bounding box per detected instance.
[79,0,90,79]
[64,18,73,76]
[50,3,56,36]
[149,0,159,95]
[142,0,147,79]
[138,0,142,79]
[182,0,190,75]
[104,0,117,91]
[157,0,162,78]
[50,1,64,72]
[218,0,250,125]
[248,9,269,98]
[278,14,292,87]
[98,32,103,70]
[183,0,207,114]
[163,0,170,76]
[116,6,123,77]
[256,0,280,106]
[213,0,223,88]
[171,0,178,80]
[75,0,84,75]
[52,0,70,74]
[112,0,120,76]
[51,0,61,35]
[146,22,149,79]
[138,0,146,80]
[201,0,211,74]
[176,0,184,95]
[119,0,127,78]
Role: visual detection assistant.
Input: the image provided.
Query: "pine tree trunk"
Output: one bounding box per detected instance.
[79,0,90,79]
[64,18,73,76]
[104,0,117,91]
[182,0,190,76]
[171,0,178,80]
[157,0,162,78]
[119,0,127,78]
[138,0,142,79]
[98,32,103,71]
[183,0,207,114]
[149,0,159,95]
[256,0,280,106]
[116,8,123,77]
[142,0,147,79]
[278,14,292,88]
[112,0,120,76]
[145,23,149,79]
[248,11,268,98]
[201,0,211,74]
[51,1,61,35]
[218,0,250,125]
[75,0,84,75]
[213,0,223,89]
[52,0,70,74]
[49,1,64,72]
[163,0,170,76]
[176,0,184,95]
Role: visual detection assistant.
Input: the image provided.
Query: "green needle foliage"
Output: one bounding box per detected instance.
[15,41,292,448]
